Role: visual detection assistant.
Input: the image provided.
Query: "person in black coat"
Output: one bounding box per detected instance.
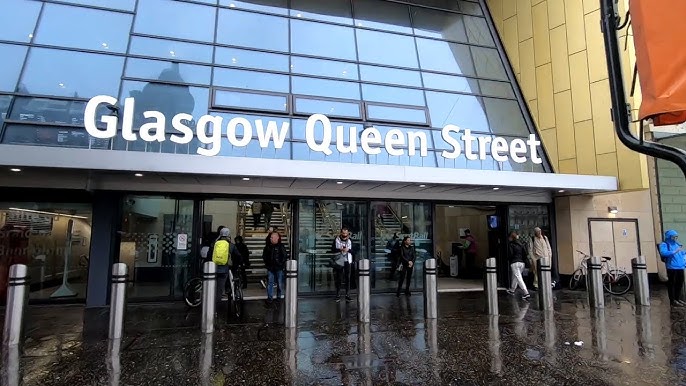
[262,231,288,303]
[507,231,531,299]
[234,235,251,289]
[396,236,416,297]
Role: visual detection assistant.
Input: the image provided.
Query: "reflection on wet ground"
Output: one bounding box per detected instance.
[2,290,686,385]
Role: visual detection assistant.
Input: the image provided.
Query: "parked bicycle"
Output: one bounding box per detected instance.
[184,266,244,318]
[569,250,631,295]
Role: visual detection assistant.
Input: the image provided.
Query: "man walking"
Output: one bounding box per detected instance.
[332,227,353,303]
[528,227,552,290]
[659,230,686,307]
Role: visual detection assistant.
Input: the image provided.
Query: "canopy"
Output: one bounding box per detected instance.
[631,0,686,125]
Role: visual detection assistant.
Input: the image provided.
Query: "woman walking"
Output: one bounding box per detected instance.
[506,231,531,299]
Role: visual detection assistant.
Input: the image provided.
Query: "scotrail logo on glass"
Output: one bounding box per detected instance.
[84,95,542,164]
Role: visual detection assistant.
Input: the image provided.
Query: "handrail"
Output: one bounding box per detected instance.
[601,0,686,178]
[280,202,291,245]
[384,204,405,231]
[316,201,339,237]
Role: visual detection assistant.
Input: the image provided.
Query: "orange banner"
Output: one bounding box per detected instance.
[631,0,686,125]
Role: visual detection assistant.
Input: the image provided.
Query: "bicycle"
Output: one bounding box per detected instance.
[569,250,631,295]
[183,265,244,319]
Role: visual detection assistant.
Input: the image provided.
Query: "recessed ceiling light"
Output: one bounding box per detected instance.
[558,189,565,193]
[10,168,21,172]
[336,181,344,185]
[493,187,500,190]
[419,184,426,188]
[134,173,143,177]
[448,205,454,208]
[242,177,250,181]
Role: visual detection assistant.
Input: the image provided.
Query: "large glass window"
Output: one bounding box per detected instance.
[48,0,136,11]
[291,57,359,80]
[219,0,288,15]
[0,0,41,43]
[118,196,194,300]
[215,47,289,72]
[290,0,352,24]
[292,76,359,99]
[0,44,28,92]
[353,0,412,33]
[217,9,289,52]
[34,4,133,53]
[125,58,212,85]
[355,29,418,68]
[0,203,92,303]
[134,0,216,42]
[20,48,124,98]
[213,68,289,92]
[291,20,357,60]
[214,89,289,113]
[129,36,214,63]
[359,65,422,87]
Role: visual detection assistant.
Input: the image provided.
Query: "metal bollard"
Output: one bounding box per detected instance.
[107,338,121,386]
[485,258,498,315]
[423,258,438,319]
[538,257,554,311]
[632,256,650,306]
[2,264,28,347]
[358,259,371,323]
[108,263,128,340]
[285,259,298,328]
[1,344,20,386]
[201,262,217,334]
[586,256,605,309]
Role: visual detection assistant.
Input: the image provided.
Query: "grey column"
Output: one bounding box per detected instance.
[485,258,498,315]
[2,264,28,347]
[358,259,371,323]
[1,344,20,386]
[538,257,553,311]
[423,258,438,319]
[87,191,121,308]
[201,262,217,334]
[285,259,298,328]
[107,338,121,386]
[488,315,502,374]
[586,256,605,309]
[199,333,213,386]
[632,256,650,306]
[108,263,127,340]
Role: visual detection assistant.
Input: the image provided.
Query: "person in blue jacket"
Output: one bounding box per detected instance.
[659,230,686,307]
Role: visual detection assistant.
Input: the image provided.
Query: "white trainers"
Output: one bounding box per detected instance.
[506,289,515,295]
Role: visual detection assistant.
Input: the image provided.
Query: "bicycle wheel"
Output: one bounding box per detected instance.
[569,268,585,290]
[184,277,203,308]
[231,281,244,318]
[603,270,631,295]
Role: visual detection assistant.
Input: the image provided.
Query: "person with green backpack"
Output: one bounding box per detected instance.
[212,227,242,302]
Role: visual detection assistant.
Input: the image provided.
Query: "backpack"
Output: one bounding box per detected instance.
[659,242,671,263]
[212,240,231,266]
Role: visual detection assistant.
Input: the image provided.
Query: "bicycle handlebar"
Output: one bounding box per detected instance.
[577,250,612,261]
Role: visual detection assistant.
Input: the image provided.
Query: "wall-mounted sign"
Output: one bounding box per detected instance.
[176,233,188,250]
[84,95,543,164]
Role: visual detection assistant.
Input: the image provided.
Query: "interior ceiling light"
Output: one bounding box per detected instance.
[608,206,619,214]
[558,189,565,193]
[419,184,426,188]
[9,207,88,220]
[10,168,21,172]
[336,181,344,184]
[493,187,500,190]
[242,177,250,181]
[134,173,143,177]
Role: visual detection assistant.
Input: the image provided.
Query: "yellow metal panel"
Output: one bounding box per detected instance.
[550,25,571,92]
[554,90,576,160]
[583,0,599,14]
[615,124,649,190]
[519,38,537,100]
[597,152,619,179]
[569,51,592,122]
[565,0,586,54]
[540,128,559,171]
[547,0,565,28]
[517,0,533,42]
[503,0,517,19]
[574,120,598,174]
[528,99,539,127]
[532,1,551,66]
[584,10,609,82]
[559,158,578,174]
[536,64,556,129]
[532,0,545,4]
[503,17,520,74]
[590,80,616,154]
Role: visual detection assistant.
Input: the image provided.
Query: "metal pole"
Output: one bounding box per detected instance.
[285,259,298,328]
[2,264,28,347]
[108,263,128,340]
[587,256,605,309]
[632,256,650,306]
[1,343,20,386]
[485,258,498,315]
[107,338,121,386]
[199,333,213,386]
[201,261,217,334]
[423,258,438,319]
[538,257,553,311]
[358,259,371,323]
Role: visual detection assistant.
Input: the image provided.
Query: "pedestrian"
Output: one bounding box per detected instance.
[659,230,686,307]
[262,231,287,305]
[212,227,242,302]
[234,235,251,289]
[506,231,531,299]
[332,227,353,302]
[251,201,262,229]
[386,233,400,280]
[460,229,478,278]
[396,236,416,297]
[261,202,274,230]
[528,227,552,290]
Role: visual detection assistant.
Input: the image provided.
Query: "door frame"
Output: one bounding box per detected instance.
[588,217,642,257]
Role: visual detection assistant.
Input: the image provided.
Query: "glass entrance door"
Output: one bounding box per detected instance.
[118,196,195,300]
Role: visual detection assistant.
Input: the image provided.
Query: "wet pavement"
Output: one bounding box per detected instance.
[2,289,686,385]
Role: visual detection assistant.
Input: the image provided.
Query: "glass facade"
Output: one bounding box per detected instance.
[0,202,92,303]
[0,0,547,173]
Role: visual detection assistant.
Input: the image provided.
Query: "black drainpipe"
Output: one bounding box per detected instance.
[600,0,686,178]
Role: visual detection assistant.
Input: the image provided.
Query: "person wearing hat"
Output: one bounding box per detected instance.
[212,227,242,302]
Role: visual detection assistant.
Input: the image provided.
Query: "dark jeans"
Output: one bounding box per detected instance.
[252,213,261,227]
[334,262,351,296]
[397,261,414,294]
[216,272,228,301]
[667,269,685,303]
